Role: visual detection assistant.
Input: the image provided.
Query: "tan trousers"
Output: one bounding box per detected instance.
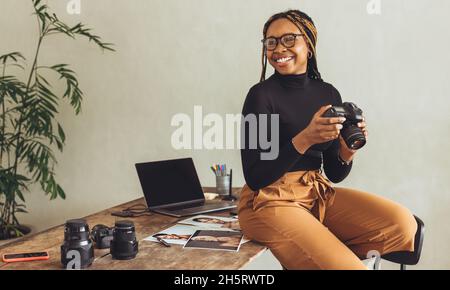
[238,170,417,270]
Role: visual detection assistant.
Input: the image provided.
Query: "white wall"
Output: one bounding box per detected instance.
[0,0,449,269]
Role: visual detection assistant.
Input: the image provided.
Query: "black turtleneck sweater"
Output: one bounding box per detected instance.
[241,71,353,191]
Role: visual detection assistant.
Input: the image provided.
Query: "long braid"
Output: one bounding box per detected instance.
[260,41,268,83]
[260,10,322,82]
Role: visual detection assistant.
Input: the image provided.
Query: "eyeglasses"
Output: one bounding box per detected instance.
[261,33,304,51]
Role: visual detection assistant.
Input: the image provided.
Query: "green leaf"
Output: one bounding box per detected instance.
[57,122,65,143]
[56,184,66,199]
[70,22,116,51]
[16,190,26,202]
[15,208,29,214]
[37,74,51,87]
[14,174,30,182]
[33,0,42,7]
[0,52,25,65]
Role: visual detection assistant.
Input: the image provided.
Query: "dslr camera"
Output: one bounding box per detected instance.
[322,102,366,150]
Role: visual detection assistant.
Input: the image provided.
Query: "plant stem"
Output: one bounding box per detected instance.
[1,201,5,227]
[1,60,7,229]
[1,200,9,228]
[1,64,5,166]
[13,15,44,175]
[9,12,45,227]
[12,200,16,226]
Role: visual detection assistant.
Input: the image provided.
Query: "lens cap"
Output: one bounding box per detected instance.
[115,220,134,229]
[66,219,90,232]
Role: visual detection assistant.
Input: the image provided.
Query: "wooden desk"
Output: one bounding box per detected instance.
[0,187,267,270]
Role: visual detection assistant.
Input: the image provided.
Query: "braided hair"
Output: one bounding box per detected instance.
[260,10,322,82]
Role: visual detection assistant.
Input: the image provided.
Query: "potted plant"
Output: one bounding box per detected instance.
[0,0,114,240]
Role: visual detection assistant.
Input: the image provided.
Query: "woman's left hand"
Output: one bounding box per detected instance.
[338,118,368,162]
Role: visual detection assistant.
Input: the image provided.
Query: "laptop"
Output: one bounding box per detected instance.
[135,158,236,217]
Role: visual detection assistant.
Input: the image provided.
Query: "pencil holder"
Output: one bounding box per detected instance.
[215,175,231,196]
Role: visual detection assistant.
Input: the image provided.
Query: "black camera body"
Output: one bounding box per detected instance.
[91,224,114,249]
[60,219,94,269]
[322,102,366,150]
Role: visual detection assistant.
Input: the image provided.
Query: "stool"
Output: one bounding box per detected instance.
[380,215,425,270]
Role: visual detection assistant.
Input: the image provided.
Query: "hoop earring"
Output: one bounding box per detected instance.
[308,51,313,59]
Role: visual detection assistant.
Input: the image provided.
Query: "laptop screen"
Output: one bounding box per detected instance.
[135,158,204,207]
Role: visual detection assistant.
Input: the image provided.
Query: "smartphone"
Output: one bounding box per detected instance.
[2,251,50,263]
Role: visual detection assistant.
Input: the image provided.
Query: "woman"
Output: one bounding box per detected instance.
[238,10,417,270]
[152,233,191,241]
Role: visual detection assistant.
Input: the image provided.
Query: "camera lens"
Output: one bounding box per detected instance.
[60,219,94,269]
[341,125,366,150]
[110,220,139,260]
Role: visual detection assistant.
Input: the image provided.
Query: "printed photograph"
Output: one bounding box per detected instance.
[144,224,197,245]
[179,215,241,231]
[183,230,244,252]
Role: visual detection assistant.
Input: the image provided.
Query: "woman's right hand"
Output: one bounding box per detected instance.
[292,105,346,154]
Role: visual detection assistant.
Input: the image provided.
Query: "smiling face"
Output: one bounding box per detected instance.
[265,18,310,75]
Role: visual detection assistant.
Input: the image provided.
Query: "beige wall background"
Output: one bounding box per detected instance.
[1,0,449,269]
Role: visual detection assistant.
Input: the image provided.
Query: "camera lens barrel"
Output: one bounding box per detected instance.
[110,220,139,260]
[323,103,366,150]
[60,219,94,269]
[341,125,366,150]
